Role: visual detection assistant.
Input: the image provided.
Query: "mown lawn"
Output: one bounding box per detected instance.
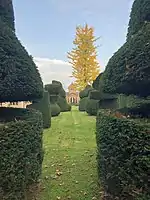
[39,106,100,200]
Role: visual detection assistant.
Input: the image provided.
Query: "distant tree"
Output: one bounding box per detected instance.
[67,24,100,91]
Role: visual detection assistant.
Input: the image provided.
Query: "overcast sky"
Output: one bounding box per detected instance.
[13,0,134,89]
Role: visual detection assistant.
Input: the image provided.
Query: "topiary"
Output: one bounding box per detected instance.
[0,1,44,199]
[79,97,88,112]
[45,84,61,95]
[0,0,15,30]
[86,98,99,116]
[103,0,150,97]
[27,91,51,128]
[50,95,61,117]
[79,85,93,99]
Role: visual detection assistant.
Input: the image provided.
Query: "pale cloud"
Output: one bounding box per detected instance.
[34,57,73,90]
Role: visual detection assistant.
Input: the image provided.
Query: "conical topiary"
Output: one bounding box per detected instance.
[0,0,14,30]
[0,0,43,102]
[103,0,150,97]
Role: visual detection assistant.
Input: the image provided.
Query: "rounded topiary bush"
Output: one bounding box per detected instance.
[79,97,88,111]
[86,98,99,116]
[0,108,43,199]
[50,95,61,117]
[79,85,94,112]
[27,91,51,128]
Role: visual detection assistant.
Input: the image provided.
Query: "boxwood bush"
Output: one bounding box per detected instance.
[27,91,51,128]
[86,98,99,116]
[0,108,43,199]
[79,97,88,112]
[50,95,61,117]
[96,110,150,199]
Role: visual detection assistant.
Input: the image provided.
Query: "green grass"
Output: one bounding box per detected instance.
[39,106,100,200]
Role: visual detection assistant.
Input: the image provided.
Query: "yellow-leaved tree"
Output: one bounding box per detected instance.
[67,24,100,91]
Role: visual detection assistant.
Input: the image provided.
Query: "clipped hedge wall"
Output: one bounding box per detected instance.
[27,91,51,128]
[0,108,43,200]
[86,98,99,116]
[96,110,150,199]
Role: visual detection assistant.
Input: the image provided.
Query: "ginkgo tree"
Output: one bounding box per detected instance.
[67,24,100,91]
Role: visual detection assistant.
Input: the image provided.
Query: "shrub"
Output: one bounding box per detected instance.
[0,0,15,30]
[92,73,104,90]
[117,103,150,118]
[103,0,150,97]
[45,84,61,95]
[0,18,43,102]
[27,91,51,128]
[57,96,71,112]
[79,85,93,99]
[0,108,43,199]
[86,98,99,116]
[96,110,150,199]
[79,97,88,111]
[89,90,101,100]
[51,103,61,117]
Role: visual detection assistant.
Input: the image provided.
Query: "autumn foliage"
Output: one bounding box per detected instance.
[68,24,100,91]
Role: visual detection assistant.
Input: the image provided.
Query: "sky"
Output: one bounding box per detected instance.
[13,0,134,89]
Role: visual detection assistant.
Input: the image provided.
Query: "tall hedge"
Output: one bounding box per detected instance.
[0,108,43,199]
[27,91,51,128]
[103,0,150,97]
[96,110,150,199]
[0,0,15,30]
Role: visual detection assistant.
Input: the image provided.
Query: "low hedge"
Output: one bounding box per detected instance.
[0,107,43,200]
[96,110,150,199]
[79,97,88,111]
[27,91,51,128]
[86,99,99,116]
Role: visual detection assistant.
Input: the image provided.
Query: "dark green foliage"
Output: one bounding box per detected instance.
[117,103,150,118]
[92,73,103,90]
[79,85,93,99]
[0,18,43,102]
[89,90,101,100]
[86,98,99,116]
[45,84,61,95]
[79,97,88,111]
[96,110,150,199]
[51,103,61,117]
[0,0,15,30]
[103,4,150,97]
[127,0,150,39]
[79,85,94,112]
[0,108,43,199]
[57,96,71,112]
[99,98,118,110]
[50,95,60,117]
[27,91,51,128]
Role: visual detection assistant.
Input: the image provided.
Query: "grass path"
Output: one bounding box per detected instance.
[40,107,100,200]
